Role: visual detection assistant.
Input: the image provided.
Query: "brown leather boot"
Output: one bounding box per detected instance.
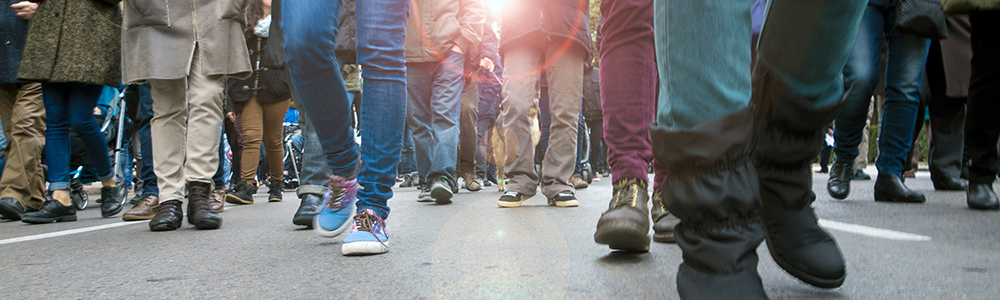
[210,188,225,213]
[187,181,222,229]
[123,195,160,221]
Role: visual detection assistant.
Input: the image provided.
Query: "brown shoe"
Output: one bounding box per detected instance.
[461,172,481,192]
[122,195,159,221]
[570,174,589,189]
[210,188,225,213]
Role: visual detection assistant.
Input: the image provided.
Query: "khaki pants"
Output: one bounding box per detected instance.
[239,97,290,183]
[149,51,226,201]
[0,83,46,210]
[498,38,585,198]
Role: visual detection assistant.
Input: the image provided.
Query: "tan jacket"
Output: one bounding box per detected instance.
[404,0,485,63]
[121,0,252,83]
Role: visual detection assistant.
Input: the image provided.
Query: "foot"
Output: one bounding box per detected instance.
[129,193,143,205]
[827,162,852,199]
[570,174,589,189]
[650,189,679,243]
[123,195,160,221]
[932,176,968,191]
[342,209,389,256]
[187,182,222,229]
[461,172,481,192]
[762,195,847,289]
[0,198,25,220]
[497,191,530,208]
[594,178,650,252]
[22,200,77,224]
[100,184,127,217]
[967,183,999,210]
[417,186,434,203]
[225,181,255,205]
[851,169,871,180]
[399,173,413,188]
[815,168,829,174]
[874,174,926,203]
[547,192,579,207]
[314,176,360,238]
[149,200,183,231]
[430,177,454,204]
[268,179,283,202]
[292,193,323,227]
[210,189,226,213]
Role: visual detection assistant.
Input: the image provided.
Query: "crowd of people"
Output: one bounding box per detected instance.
[0,0,997,298]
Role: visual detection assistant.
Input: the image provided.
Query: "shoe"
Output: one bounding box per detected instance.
[342,209,389,255]
[210,189,225,213]
[461,172,481,192]
[412,173,424,189]
[547,192,578,207]
[122,195,160,221]
[268,179,283,202]
[417,185,434,203]
[0,197,25,220]
[932,176,967,191]
[149,200,183,231]
[570,174,589,189]
[497,191,530,208]
[851,169,871,180]
[815,168,829,174]
[225,180,255,204]
[650,189,679,243]
[100,184,127,217]
[292,193,323,227]
[903,169,917,178]
[594,178,650,252]
[967,183,999,210]
[399,173,413,188]
[874,174,925,203]
[129,193,143,205]
[483,179,492,187]
[187,181,222,229]
[602,170,610,178]
[827,162,852,200]
[314,176,360,238]
[22,200,77,224]
[430,177,454,204]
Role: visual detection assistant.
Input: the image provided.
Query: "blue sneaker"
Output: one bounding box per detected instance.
[342,209,389,255]
[313,176,360,238]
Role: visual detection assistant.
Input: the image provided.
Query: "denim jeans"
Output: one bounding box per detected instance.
[212,127,230,189]
[283,0,409,219]
[399,123,416,174]
[475,111,496,181]
[291,85,330,196]
[833,0,930,176]
[407,51,465,189]
[43,82,115,190]
[135,83,158,196]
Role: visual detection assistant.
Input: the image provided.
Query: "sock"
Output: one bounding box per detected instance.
[52,190,72,206]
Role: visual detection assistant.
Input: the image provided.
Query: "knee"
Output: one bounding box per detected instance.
[68,114,100,134]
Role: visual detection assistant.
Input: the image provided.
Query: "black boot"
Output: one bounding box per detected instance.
[100,184,127,217]
[650,189,680,243]
[594,178,651,252]
[650,109,767,300]
[967,183,999,210]
[21,200,77,224]
[149,200,183,231]
[750,65,847,288]
[268,179,284,202]
[292,193,323,227]
[874,174,926,203]
[226,180,255,204]
[187,181,222,229]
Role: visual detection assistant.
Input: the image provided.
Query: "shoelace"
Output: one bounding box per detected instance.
[612,178,646,208]
[325,176,359,211]
[354,209,388,248]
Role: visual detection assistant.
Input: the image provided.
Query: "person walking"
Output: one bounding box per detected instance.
[963,4,1000,210]
[122,83,162,220]
[17,0,126,223]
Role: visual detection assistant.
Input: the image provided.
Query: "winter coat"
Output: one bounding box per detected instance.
[499,0,592,61]
[0,0,30,84]
[939,14,971,98]
[226,36,292,112]
[16,0,121,87]
[404,0,485,63]
[582,66,601,121]
[122,0,252,83]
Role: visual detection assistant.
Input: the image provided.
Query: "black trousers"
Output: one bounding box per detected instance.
[966,11,1000,184]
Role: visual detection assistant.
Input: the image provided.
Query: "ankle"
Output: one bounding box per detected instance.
[102,178,117,187]
[52,190,72,206]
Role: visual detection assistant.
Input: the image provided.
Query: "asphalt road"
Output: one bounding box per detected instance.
[1,166,998,299]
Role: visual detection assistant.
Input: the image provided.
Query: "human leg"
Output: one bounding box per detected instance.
[965,10,1000,210]
[539,44,584,201]
[497,41,544,205]
[0,82,45,217]
[63,83,125,217]
[239,98,265,184]
[262,99,290,202]
[183,49,227,229]
[458,70,481,191]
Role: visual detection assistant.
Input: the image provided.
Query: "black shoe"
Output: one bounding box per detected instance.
[932,176,968,191]
[967,183,999,210]
[100,184,127,217]
[225,180,254,204]
[292,193,323,227]
[150,200,183,231]
[21,200,77,224]
[650,189,679,243]
[874,174,926,203]
[268,179,283,202]
[827,162,852,200]
[595,178,651,252]
[187,181,222,229]
[547,192,579,207]
[851,169,872,180]
[0,198,25,220]
[815,168,829,174]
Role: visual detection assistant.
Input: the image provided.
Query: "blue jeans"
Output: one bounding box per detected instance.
[407,51,465,189]
[283,0,409,219]
[294,92,332,196]
[213,128,229,189]
[399,123,416,174]
[135,83,158,196]
[833,0,930,176]
[43,82,114,190]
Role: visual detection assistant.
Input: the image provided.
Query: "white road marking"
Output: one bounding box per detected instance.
[819,219,932,241]
[0,221,144,245]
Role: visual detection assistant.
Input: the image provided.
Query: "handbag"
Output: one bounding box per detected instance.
[940,0,1000,13]
[895,0,949,39]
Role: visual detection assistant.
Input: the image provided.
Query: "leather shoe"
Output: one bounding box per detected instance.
[187,181,222,229]
[100,184,127,217]
[123,195,160,221]
[0,197,25,220]
[967,183,999,210]
[149,200,183,231]
[292,193,323,227]
[594,178,650,252]
[22,200,77,224]
[932,176,967,191]
[874,174,925,203]
[650,189,679,243]
[210,188,226,213]
[827,162,852,199]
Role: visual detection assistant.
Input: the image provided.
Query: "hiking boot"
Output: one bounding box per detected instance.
[268,179,284,202]
[570,174,589,189]
[594,178,650,252]
[226,180,255,204]
[123,195,160,221]
[650,189,679,243]
[149,200,182,231]
[461,172,481,192]
[21,200,77,224]
[187,181,222,229]
[342,209,389,255]
[548,192,579,207]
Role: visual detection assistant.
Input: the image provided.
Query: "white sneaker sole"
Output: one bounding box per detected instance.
[313,207,356,238]
[342,241,389,255]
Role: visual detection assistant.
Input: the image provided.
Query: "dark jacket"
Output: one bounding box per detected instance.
[477,27,503,121]
[499,0,592,61]
[226,36,292,112]
[0,0,30,84]
[263,0,356,69]
[582,66,601,121]
[17,0,122,87]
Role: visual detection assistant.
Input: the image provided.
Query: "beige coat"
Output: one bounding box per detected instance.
[404,0,485,63]
[121,0,252,83]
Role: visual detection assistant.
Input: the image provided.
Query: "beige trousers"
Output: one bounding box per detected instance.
[0,83,46,209]
[149,50,226,201]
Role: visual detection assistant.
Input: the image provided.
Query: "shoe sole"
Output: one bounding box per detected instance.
[653,231,676,243]
[342,241,389,255]
[594,220,650,252]
[122,214,155,221]
[314,207,356,238]
[292,213,316,227]
[101,205,125,218]
[22,215,77,224]
[550,200,579,207]
[225,194,254,205]
[431,186,453,204]
[192,219,222,230]
[268,199,282,202]
[150,223,179,231]
[873,191,926,203]
[417,195,434,203]
[764,236,845,289]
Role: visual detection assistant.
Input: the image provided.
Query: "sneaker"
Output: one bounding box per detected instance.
[417,185,434,203]
[570,174,589,189]
[461,172,481,192]
[342,209,389,256]
[430,178,454,204]
[399,173,414,188]
[497,191,530,208]
[313,176,360,238]
[225,180,255,205]
[548,192,579,207]
[267,179,283,202]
